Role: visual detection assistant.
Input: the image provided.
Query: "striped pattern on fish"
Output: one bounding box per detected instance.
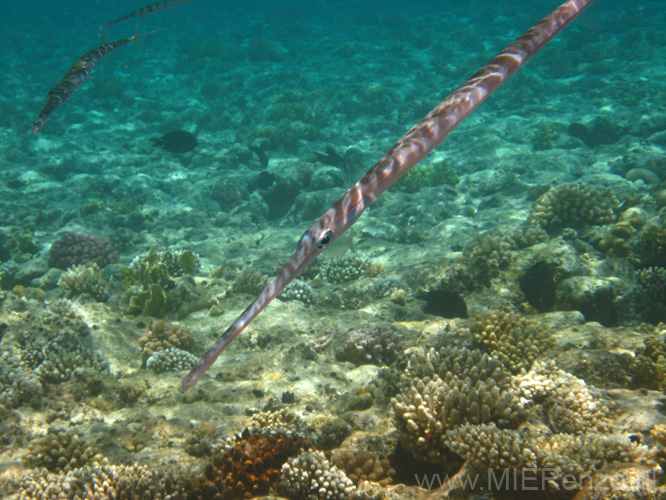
[100,0,195,29]
[181,0,597,392]
[32,28,168,133]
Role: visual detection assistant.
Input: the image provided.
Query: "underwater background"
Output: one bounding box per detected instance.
[2,0,666,498]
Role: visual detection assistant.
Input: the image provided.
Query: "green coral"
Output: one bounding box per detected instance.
[399,162,459,193]
[532,120,562,150]
[122,247,200,318]
[128,282,169,317]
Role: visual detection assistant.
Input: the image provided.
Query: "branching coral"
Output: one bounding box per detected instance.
[57,263,109,302]
[462,234,515,285]
[472,312,552,374]
[630,334,666,391]
[316,253,372,284]
[527,183,619,232]
[330,450,394,486]
[513,361,615,434]
[334,324,403,366]
[0,351,43,409]
[279,279,318,306]
[279,449,356,500]
[23,428,104,473]
[138,320,193,360]
[17,465,184,500]
[34,343,109,384]
[391,347,525,464]
[146,347,198,373]
[444,422,652,483]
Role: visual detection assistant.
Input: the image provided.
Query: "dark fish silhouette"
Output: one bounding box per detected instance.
[152,130,198,153]
[100,0,195,30]
[32,28,168,133]
[182,0,597,392]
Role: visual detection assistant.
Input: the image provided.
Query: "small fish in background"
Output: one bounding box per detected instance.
[32,28,169,133]
[151,130,198,153]
[100,0,196,30]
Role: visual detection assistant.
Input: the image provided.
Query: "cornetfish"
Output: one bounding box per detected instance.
[182,0,597,391]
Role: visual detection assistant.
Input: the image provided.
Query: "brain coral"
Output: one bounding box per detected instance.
[48,231,118,270]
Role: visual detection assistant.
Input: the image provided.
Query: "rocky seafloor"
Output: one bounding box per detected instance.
[2,0,666,498]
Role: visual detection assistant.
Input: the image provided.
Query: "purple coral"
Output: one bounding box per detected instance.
[48,232,118,270]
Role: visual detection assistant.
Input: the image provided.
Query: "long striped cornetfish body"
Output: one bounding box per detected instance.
[181,0,597,392]
[32,39,131,133]
[32,28,167,133]
[100,0,195,29]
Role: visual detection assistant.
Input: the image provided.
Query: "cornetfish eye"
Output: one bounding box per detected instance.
[318,230,334,249]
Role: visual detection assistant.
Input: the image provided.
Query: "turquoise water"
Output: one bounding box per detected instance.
[2,0,666,498]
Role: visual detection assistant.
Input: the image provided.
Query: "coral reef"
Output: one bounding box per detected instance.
[0,351,43,409]
[445,422,652,482]
[123,247,200,318]
[23,428,103,473]
[513,361,615,434]
[48,232,118,270]
[138,320,193,360]
[334,325,403,366]
[34,342,109,384]
[279,448,356,500]
[249,409,311,437]
[186,433,310,500]
[527,183,619,232]
[279,279,318,306]
[330,450,395,486]
[636,224,666,268]
[630,334,666,391]
[230,267,270,296]
[472,312,552,374]
[372,278,407,299]
[57,263,109,302]
[637,266,666,304]
[145,347,199,373]
[17,465,184,500]
[316,253,372,284]
[391,347,525,463]
[462,234,515,285]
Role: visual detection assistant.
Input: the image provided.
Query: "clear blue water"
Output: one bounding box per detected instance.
[2,0,666,497]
